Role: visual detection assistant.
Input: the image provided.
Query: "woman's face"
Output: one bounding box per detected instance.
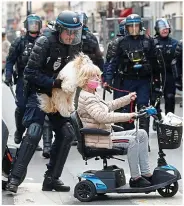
[89,74,101,82]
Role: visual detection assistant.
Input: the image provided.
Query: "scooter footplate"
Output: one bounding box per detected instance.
[107,176,178,193]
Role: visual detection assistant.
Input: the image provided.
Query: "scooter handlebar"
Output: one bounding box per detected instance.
[133,106,158,120]
[132,112,147,119]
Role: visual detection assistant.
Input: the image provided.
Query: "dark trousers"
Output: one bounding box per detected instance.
[114,79,150,133]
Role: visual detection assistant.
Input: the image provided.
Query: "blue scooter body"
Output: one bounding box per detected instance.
[77,164,181,194]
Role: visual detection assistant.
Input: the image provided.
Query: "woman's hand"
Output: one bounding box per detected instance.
[130,112,137,119]
[129,92,137,101]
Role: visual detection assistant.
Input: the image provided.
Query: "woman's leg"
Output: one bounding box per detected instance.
[111,130,141,178]
[137,129,151,176]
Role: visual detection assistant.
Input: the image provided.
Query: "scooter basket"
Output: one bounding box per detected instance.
[157,122,183,149]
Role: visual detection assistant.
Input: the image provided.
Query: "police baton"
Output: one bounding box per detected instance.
[9,84,18,103]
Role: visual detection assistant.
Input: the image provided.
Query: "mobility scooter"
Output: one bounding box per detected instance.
[70,106,182,202]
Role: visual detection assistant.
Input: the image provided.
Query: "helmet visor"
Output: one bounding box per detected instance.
[59,26,82,45]
[157,20,170,31]
[27,19,41,33]
[127,22,140,36]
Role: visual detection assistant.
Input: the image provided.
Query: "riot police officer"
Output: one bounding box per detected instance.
[103,18,127,95]
[104,14,159,150]
[4,14,42,148]
[172,40,183,91]
[152,18,178,130]
[6,10,82,193]
[80,12,104,71]
[172,40,183,108]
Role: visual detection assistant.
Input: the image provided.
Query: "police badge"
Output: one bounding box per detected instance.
[73,17,77,23]
[53,57,62,71]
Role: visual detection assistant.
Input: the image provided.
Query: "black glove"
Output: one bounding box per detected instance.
[53,79,63,89]
[4,77,13,87]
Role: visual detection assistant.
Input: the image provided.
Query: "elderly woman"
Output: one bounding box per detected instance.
[77,63,152,188]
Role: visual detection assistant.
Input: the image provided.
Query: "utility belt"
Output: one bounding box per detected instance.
[122,74,151,80]
[117,64,151,79]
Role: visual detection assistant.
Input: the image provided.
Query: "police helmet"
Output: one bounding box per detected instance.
[119,19,128,36]
[24,14,42,33]
[125,14,143,36]
[55,10,83,45]
[154,18,171,35]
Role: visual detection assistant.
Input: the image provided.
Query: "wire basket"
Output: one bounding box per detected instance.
[157,122,183,149]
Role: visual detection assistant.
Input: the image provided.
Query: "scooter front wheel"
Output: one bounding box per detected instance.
[74,180,96,202]
[157,181,178,197]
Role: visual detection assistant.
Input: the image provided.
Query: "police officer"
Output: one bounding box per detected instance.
[172,40,183,91]
[172,40,183,108]
[6,10,82,193]
[4,14,42,150]
[152,18,178,130]
[80,12,104,71]
[104,14,159,150]
[103,18,127,95]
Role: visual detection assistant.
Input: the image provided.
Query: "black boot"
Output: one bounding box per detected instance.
[14,108,26,144]
[6,176,20,193]
[42,122,75,192]
[42,174,70,192]
[8,123,43,193]
[42,118,53,158]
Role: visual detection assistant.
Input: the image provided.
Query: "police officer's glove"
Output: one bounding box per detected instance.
[53,79,63,89]
[4,77,13,87]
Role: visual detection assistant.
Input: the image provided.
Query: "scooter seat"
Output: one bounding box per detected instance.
[84,146,127,158]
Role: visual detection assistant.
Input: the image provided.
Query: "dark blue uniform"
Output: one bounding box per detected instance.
[5,34,38,142]
[8,30,81,191]
[82,25,104,71]
[103,35,124,96]
[153,36,178,114]
[172,40,183,91]
[105,34,158,134]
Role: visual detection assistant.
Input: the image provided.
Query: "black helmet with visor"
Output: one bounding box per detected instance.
[24,14,42,34]
[55,10,83,45]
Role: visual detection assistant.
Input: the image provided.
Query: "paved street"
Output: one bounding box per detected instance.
[2,84,183,205]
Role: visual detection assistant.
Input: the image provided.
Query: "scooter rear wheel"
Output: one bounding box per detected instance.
[157,181,178,197]
[74,180,96,202]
